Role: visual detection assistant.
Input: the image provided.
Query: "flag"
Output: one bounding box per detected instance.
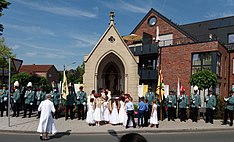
[61,70,69,100]
[177,77,180,96]
[156,69,164,102]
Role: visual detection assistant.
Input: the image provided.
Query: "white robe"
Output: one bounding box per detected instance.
[37,99,57,134]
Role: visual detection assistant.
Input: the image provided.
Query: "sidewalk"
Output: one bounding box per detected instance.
[0,116,234,134]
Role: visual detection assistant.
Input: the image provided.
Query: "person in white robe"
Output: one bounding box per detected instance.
[37,94,57,140]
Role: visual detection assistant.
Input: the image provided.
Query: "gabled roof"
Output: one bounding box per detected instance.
[85,21,138,64]
[131,8,197,42]
[19,64,55,74]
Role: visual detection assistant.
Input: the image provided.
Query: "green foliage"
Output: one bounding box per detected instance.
[11,72,30,86]
[66,62,85,84]
[189,69,218,90]
[0,0,11,34]
[214,95,225,119]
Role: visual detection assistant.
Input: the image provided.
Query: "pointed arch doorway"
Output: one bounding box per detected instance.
[97,53,125,95]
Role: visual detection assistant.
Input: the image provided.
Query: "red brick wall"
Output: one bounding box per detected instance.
[161,41,228,97]
[229,52,234,92]
[131,12,193,44]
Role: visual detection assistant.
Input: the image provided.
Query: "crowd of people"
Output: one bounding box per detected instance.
[0,81,234,129]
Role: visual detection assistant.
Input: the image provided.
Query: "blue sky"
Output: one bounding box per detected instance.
[2,0,234,70]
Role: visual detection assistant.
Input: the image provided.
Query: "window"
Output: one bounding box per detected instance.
[228,33,234,44]
[233,58,234,74]
[159,34,173,46]
[216,55,221,76]
[192,53,212,74]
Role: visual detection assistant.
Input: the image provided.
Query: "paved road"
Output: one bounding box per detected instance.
[1,130,234,142]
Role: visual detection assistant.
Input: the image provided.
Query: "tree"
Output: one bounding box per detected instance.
[11,72,30,87]
[66,62,85,84]
[189,69,218,91]
[0,0,11,35]
[75,62,85,83]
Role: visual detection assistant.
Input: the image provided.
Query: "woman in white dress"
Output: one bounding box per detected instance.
[150,100,159,128]
[86,98,95,126]
[94,94,102,126]
[118,97,125,124]
[37,94,57,140]
[102,97,110,123]
[110,100,119,125]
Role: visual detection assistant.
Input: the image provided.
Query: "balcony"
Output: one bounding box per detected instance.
[138,69,158,80]
[225,44,234,51]
[129,43,158,55]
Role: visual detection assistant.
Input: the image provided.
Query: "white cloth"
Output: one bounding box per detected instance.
[118,101,125,124]
[37,100,57,134]
[123,112,133,127]
[86,103,95,124]
[150,104,158,125]
[102,102,110,121]
[110,102,119,124]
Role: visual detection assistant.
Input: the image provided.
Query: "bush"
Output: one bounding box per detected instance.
[214,95,225,119]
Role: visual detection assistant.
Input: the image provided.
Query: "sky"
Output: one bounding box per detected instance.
[2,0,234,71]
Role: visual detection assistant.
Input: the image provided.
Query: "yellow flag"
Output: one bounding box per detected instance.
[156,69,164,102]
[62,70,69,100]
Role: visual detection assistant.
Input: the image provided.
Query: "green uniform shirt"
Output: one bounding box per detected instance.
[35,91,46,105]
[24,90,35,105]
[190,94,201,108]
[13,89,21,103]
[52,91,60,106]
[178,94,188,108]
[225,96,234,111]
[205,95,216,109]
[167,95,176,107]
[76,91,87,105]
[145,91,156,105]
[0,89,8,103]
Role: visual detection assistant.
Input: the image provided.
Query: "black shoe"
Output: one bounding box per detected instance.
[40,135,43,140]
[22,116,26,118]
[221,123,227,125]
[125,126,129,129]
[230,123,233,126]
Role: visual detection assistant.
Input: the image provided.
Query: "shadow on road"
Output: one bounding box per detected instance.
[50,130,71,139]
[108,129,120,140]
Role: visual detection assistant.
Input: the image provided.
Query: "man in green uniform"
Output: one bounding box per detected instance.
[205,90,216,124]
[222,89,234,126]
[65,84,75,120]
[178,87,188,122]
[35,86,46,118]
[190,86,201,122]
[0,84,9,117]
[12,81,21,117]
[145,87,156,120]
[23,82,35,118]
[167,88,176,121]
[51,87,60,119]
[76,86,87,120]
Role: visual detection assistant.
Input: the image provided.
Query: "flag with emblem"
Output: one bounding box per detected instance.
[156,69,164,102]
[62,70,69,100]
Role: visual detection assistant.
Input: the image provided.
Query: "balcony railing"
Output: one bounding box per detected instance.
[129,43,158,55]
[138,69,158,80]
[225,44,234,51]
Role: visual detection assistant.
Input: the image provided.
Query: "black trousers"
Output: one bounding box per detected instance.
[144,110,148,126]
[66,105,74,120]
[223,109,233,125]
[168,107,175,121]
[191,107,199,122]
[23,104,33,117]
[206,108,214,123]
[179,108,187,121]
[77,104,85,120]
[13,102,20,117]
[0,103,5,117]
[54,105,59,119]
[126,110,136,128]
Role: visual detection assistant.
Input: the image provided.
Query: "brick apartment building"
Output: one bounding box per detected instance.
[127,8,234,100]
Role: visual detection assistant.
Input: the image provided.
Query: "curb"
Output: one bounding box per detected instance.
[1,127,234,135]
